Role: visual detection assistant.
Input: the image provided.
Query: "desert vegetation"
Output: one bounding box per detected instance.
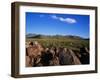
[25,34,89,67]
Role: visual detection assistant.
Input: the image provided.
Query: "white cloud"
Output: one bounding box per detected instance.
[51,15,77,24]
[51,15,58,19]
[59,17,65,21]
[64,18,77,23]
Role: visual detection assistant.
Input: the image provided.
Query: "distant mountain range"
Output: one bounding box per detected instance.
[26,33,89,40]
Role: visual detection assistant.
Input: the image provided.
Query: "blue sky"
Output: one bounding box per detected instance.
[26,12,90,38]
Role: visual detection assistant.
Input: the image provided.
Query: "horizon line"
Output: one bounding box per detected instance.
[26,33,89,39]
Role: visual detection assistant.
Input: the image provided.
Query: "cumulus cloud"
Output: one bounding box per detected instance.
[51,15,77,24]
[64,18,77,23]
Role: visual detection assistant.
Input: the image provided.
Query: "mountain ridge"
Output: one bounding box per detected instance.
[26,33,89,40]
